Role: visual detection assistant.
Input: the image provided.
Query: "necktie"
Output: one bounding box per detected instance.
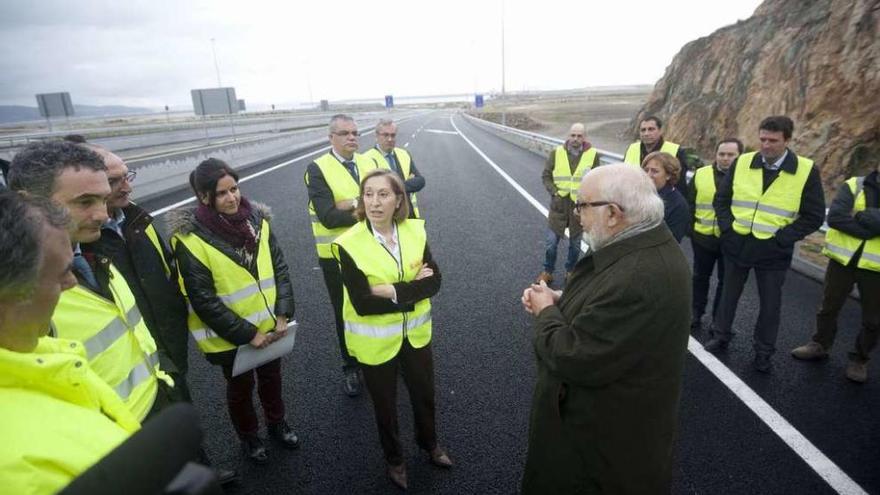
[343,160,359,182]
[73,253,99,290]
[386,153,400,175]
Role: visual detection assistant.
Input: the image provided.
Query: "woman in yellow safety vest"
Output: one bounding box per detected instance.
[332,169,450,490]
[169,158,298,465]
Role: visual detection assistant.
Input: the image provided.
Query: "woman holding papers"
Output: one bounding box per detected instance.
[169,158,298,465]
[332,169,451,490]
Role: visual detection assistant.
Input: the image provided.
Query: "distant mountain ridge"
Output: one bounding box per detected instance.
[632,0,879,193]
[0,104,154,124]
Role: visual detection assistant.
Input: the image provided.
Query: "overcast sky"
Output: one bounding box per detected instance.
[0,0,763,110]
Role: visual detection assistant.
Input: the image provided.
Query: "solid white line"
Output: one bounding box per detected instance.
[450,113,867,495]
[424,129,459,135]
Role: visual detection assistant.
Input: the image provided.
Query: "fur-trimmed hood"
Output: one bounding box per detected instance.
[166,200,272,236]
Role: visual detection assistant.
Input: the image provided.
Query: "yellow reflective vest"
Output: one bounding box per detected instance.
[552,146,597,201]
[173,218,278,354]
[823,177,880,272]
[0,337,140,495]
[364,146,421,217]
[52,263,171,421]
[730,152,812,240]
[624,140,680,166]
[692,165,720,237]
[332,219,432,366]
[305,152,379,258]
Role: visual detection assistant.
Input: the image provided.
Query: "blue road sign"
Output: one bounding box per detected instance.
[385,95,394,108]
[475,94,484,108]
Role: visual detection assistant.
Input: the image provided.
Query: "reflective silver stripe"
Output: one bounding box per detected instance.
[190,309,275,341]
[734,218,753,229]
[219,278,275,306]
[824,243,856,258]
[83,306,142,360]
[314,235,338,244]
[696,218,716,226]
[750,222,779,234]
[406,312,432,330]
[755,203,797,218]
[862,252,880,264]
[553,175,572,181]
[345,320,402,338]
[694,203,714,210]
[731,199,757,209]
[115,358,154,399]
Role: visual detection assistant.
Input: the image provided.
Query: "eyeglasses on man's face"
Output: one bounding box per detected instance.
[108,171,137,188]
[573,200,624,214]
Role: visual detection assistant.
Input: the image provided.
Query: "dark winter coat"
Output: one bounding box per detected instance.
[521,224,691,494]
[167,202,295,367]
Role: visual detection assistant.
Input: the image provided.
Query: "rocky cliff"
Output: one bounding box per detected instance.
[633,0,880,193]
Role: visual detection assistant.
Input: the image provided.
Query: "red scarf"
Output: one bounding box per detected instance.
[195,196,257,252]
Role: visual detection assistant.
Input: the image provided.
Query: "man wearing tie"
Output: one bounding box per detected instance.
[304,114,380,396]
[364,119,426,218]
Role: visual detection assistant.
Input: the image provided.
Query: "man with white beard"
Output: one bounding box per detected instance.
[520,164,692,494]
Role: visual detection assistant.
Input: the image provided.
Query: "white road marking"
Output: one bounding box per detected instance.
[404,142,410,148]
[449,114,867,495]
[424,129,459,135]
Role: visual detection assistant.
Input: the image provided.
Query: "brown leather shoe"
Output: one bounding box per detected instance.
[387,462,407,490]
[535,272,553,285]
[428,446,453,468]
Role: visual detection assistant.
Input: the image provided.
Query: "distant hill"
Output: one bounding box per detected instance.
[0,104,155,124]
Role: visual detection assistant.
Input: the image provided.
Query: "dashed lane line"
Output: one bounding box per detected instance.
[449,113,867,495]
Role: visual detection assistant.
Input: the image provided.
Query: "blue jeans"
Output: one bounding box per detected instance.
[543,229,581,274]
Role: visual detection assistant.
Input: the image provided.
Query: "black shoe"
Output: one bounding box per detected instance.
[704,338,728,353]
[216,468,239,485]
[268,421,300,449]
[753,354,773,373]
[343,369,361,397]
[241,435,268,464]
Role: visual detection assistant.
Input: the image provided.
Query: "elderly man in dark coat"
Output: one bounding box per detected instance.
[521,164,692,494]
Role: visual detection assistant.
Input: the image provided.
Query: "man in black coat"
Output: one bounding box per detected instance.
[521,164,691,494]
[706,116,825,372]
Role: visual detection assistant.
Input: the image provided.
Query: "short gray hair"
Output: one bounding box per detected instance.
[584,164,664,226]
[328,114,355,134]
[0,191,70,302]
[8,141,107,198]
[375,119,396,132]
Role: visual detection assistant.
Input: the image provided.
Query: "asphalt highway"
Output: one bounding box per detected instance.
[142,111,878,494]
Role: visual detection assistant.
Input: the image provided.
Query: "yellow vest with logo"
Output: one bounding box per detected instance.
[823,177,880,271]
[332,219,432,366]
[173,218,278,354]
[552,146,597,201]
[52,263,171,421]
[730,152,812,239]
[305,152,379,258]
[144,223,172,278]
[693,165,720,237]
[0,337,140,495]
[365,147,421,218]
[624,140,680,166]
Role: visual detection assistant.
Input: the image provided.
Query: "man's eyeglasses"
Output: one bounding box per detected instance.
[108,171,137,187]
[570,133,584,138]
[574,200,624,214]
[378,132,396,138]
[332,130,359,137]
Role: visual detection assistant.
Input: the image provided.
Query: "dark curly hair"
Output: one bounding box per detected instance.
[8,141,106,198]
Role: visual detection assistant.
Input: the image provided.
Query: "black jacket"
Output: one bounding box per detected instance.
[687,164,729,251]
[658,184,689,243]
[84,203,189,375]
[168,202,295,366]
[714,150,826,269]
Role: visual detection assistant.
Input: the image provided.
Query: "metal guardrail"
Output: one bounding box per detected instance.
[462,112,624,165]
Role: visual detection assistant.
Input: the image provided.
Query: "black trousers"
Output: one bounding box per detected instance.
[692,241,725,320]
[360,341,437,466]
[712,259,788,356]
[812,258,880,362]
[318,257,358,371]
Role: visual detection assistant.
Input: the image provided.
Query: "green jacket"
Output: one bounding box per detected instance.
[522,224,691,494]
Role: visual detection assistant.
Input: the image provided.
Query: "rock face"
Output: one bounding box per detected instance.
[633,0,880,193]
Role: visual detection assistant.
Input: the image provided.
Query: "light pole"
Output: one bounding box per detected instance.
[211,38,222,87]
